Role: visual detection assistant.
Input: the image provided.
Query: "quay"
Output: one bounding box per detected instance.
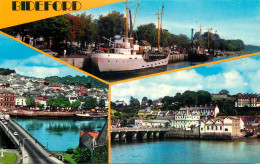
[0,113,63,164]
[168,54,188,63]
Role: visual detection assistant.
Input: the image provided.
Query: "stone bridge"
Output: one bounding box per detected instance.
[111,127,171,141]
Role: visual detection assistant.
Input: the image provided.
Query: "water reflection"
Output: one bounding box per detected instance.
[111,139,260,163]
[13,117,106,151]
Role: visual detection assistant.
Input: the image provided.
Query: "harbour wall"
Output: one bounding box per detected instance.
[60,58,85,68]
[168,54,188,63]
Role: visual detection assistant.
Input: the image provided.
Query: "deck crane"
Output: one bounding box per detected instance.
[130,0,141,38]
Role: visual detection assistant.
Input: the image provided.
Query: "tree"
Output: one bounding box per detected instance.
[161,96,175,110]
[219,89,229,95]
[148,99,153,107]
[136,23,158,47]
[196,90,212,105]
[92,142,108,163]
[82,97,97,109]
[98,99,106,109]
[47,98,55,110]
[181,90,197,106]
[66,14,85,43]
[129,96,140,108]
[71,100,81,110]
[37,104,44,110]
[97,11,125,43]
[53,97,71,109]
[25,97,36,109]
[78,13,98,48]
[73,146,91,163]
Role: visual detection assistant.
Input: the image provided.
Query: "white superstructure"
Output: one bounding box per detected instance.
[91,35,169,72]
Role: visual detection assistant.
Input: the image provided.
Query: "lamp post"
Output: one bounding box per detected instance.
[22,138,30,159]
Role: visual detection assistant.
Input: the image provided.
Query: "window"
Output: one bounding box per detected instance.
[216,126,218,130]
[201,128,203,131]
[220,126,222,130]
[225,128,228,131]
[207,126,209,130]
[211,126,214,130]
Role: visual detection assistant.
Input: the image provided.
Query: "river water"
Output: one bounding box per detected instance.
[8,117,106,151]
[111,139,260,163]
[104,54,249,82]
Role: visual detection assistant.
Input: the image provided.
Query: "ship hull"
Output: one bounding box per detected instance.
[90,53,169,73]
[188,52,214,62]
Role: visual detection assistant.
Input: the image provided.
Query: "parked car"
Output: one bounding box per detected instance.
[4,121,7,125]
[42,49,59,57]
[13,132,18,136]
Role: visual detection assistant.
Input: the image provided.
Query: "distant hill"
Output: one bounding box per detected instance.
[44,75,108,89]
[244,45,260,53]
[0,68,15,75]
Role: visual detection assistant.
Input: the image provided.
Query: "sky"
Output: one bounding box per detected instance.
[0,34,87,78]
[76,0,260,45]
[112,55,260,104]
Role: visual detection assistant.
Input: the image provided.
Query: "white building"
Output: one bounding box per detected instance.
[15,97,27,107]
[135,119,170,128]
[172,114,200,130]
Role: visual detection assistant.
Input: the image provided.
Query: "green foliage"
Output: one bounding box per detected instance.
[82,97,97,109]
[66,148,74,154]
[92,142,108,163]
[136,23,158,47]
[25,97,36,107]
[161,96,175,110]
[71,100,81,109]
[72,146,91,163]
[98,99,106,109]
[37,104,44,110]
[53,97,71,109]
[97,11,125,43]
[0,68,15,75]
[44,75,108,89]
[129,96,140,108]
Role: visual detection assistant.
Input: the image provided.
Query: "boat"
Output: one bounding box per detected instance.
[188,48,214,62]
[90,1,170,73]
[75,113,108,119]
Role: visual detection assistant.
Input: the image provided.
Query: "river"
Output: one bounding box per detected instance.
[103,54,250,82]
[8,117,106,151]
[111,139,260,163]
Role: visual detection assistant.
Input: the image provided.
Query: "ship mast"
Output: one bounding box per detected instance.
[160,2,164,32]
[130,0,140,38]
[207,28,212,49]
[125,0,129,38]
[199,24,203,47]
[157,9,161,48]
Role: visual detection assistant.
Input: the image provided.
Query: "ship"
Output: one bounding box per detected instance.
[90,1,170,73]
[75,113,107,119]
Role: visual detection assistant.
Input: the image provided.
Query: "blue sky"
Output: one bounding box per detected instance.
[112,55,260,104]
[76,0,260,45]
[0,34,87,78]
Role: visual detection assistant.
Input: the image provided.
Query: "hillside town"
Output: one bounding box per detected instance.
[0,72,108,115]
[111,91,260,141]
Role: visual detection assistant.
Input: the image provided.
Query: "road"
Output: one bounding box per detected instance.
[5,119,56,164]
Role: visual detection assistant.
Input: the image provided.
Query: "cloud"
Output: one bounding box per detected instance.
[112,56,260,102]
[0,54,86,78]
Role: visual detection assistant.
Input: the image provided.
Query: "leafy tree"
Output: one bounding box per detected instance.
[181,90,197,106]
[25,97,36,109]
[73,146,91,163]
[148,99,153,107]
[53,97,71,109]
[98,99,106,109]
[66,14,85,43]
[161,96,175,110]
[82,97,97,109]
[136,23,158,47]
[92,142,108,163]
[71,100,81,110]
[129,96,140,108]
[196,90,211,105]
[37,104,44,110]
[97,11,125,43]
[78,13,98,48]
[47,98,55,110]
[219,89,229,95]
[66,148,74,154]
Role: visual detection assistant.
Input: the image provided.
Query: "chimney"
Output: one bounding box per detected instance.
[191,28,194,44]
